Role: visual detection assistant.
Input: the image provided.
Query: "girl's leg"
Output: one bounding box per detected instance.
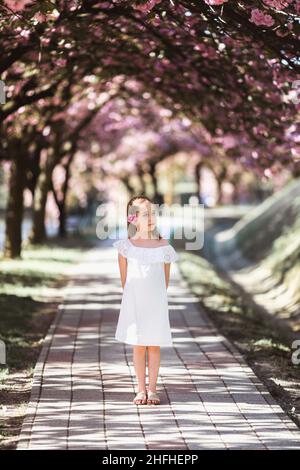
[147,345,160,394]
[133,345,147,404]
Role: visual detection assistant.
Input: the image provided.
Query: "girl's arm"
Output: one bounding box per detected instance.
[164,263,171,289]
[118,253,127,288]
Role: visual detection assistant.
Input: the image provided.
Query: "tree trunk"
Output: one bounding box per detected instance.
[195,161,203,204]
[231,173,241,204]
[121,177,134,198]
[51,178,66,238]
[137,168,147,196]
[215,176,223,205]
[292,165,300,178]
[149,163,160,203]
[58,202,67,237]
[29,148,56,244]
[4,152,26,258]
[51,160,72,238]
[210,162,227,206]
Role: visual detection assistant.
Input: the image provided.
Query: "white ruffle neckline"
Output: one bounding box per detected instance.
[113,238,179,264]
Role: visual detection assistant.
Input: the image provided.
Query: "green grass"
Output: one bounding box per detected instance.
[0,234,98,449]
[0,239,92,375]
[180,252,253,319]
[213,179,300,331]
[214,179,300,260]
[178,251,294,356]
[178,250,300,427]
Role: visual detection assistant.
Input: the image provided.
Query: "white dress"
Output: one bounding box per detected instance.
[113,238,179,347]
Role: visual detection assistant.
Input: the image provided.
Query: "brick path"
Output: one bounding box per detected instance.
[17,243,300,450]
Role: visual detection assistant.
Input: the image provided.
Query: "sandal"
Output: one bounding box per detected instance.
[133,390,147,405]
[147,390,160,405]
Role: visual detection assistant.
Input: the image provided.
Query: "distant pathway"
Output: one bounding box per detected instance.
[18,242,300,450]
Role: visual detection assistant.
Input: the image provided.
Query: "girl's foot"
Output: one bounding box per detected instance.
[133,390,147,405]
[147,390,160,405]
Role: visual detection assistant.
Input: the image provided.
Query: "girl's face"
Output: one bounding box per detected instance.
[134,201,157,237]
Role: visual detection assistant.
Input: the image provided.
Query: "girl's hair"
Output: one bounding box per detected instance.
[127,194,162,240]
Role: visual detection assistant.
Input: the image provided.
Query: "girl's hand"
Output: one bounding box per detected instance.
[164,263,170,289]
[118,253,127,287]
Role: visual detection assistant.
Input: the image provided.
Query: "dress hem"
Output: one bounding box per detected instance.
[115,337,173,347]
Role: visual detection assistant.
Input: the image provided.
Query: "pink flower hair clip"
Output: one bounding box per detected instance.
[127,214,137,223]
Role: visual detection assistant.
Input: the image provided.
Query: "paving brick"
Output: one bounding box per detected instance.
[17,244,300,450]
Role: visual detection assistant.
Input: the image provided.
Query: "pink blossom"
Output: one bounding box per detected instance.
[276,29,289,37]
[250,8,275,27]
[20,29,30,39]
[3,0,32,12]
[127,214,138,223]
[33,12,47,23]
[134,0,161,12]
[263,0,292,9]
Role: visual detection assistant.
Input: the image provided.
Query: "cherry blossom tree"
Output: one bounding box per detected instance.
[0,0,299,257]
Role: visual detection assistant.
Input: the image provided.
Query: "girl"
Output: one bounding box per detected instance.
[113,195,179,406]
